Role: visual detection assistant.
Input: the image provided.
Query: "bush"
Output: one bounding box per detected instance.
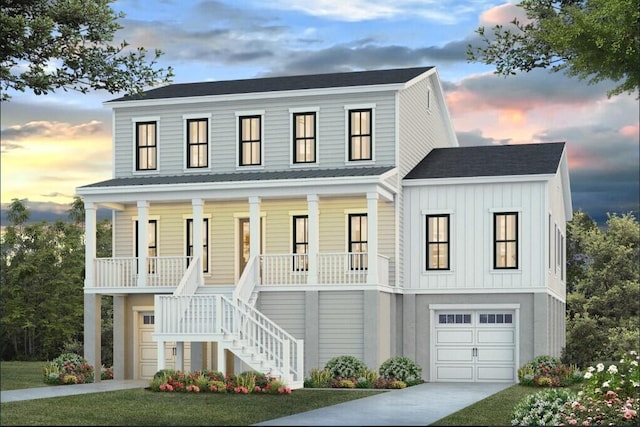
[378,356,423,383]
[304,368,332,388]
[580,351,640,401]
[518,355,571,387]
[149,369,291,395]
[510,388,577,426]
[43,353,95,385]
[324,355,367,378]
[560,390,639,426]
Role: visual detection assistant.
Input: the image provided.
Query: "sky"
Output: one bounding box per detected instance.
[1,0,639,226]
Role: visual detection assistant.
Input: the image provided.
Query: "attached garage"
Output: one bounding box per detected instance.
[430,305,519,383]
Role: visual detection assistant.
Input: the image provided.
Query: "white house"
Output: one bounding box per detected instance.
[77,66,572,387]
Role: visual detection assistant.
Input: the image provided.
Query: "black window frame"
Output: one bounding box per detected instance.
[426,214,450,270]
[186,218,209,273]
[348,109,372,161]
[293,112,316,164]
[136,121,157,171]
[494,212,518,269]
[186,118,209,169]
[292,215,309,271]
[239,115,261,166]
[135,219,158,273]
[348,213,368,270]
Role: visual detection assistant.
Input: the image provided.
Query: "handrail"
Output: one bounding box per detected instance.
[233,255,258,302]
[174,257,199,296]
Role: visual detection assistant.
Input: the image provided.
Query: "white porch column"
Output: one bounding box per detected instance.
[83,294,101,382]
[84,202,96,288]
[367,192,379,285]
[249,196,261,259]
[307,195,319,284]
[192,198,204,268]
[176,342,184,371]
[137,201,149,287]
[157,340,166,372]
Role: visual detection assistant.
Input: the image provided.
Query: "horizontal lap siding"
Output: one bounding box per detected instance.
[257,292,306,339]
[318,291,364,364]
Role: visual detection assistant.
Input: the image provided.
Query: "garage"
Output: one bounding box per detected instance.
[431,308,517,382]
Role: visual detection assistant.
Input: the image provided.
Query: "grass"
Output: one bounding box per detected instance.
[0,360,549,426]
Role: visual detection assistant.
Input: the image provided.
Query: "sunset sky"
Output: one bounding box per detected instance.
[1,0,638,225]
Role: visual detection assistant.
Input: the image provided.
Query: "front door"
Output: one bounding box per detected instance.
[238,218,262,277]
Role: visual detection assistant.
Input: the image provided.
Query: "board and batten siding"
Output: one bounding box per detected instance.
[403,180,548,290]
[110,90,397,179]
[318,291,364,365]
[547,169,568,299]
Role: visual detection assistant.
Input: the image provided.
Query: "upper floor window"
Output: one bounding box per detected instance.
[348,213,368,270]
[292,215,309,271]
[187,118,208,168]
[186,218,209,273]
[494,212,518,269]
[293,112,316,164]
[239,115,261,166]
[426,214,450,270]
[348,109,372,161]
[136,122,157,171]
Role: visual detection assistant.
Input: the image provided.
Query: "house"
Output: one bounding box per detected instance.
[76,66,571,387]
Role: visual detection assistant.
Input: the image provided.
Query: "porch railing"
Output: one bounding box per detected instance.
[93,256,190,288]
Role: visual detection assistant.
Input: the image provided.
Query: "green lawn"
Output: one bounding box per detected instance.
[1,361,544,426]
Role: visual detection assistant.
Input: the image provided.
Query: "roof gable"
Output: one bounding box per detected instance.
[404,142,566,180]
[107,67,434,102]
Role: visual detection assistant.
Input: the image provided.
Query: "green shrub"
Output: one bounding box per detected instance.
[331,378,355,388]
[378,356,422,383]
[324,355,367,378]
[43,353,95,385]
[510,388,577,426]
[518,355,571,387]
[305,368,332,388]
[389,379,407,389]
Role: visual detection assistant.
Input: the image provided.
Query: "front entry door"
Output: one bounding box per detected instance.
[238,218,261,277]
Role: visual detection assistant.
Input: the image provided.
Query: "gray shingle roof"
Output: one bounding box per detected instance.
[404,142,566,180]
[107,67,433,102]
[80,166,395,189]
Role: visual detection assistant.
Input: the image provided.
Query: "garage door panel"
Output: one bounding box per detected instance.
[477,365,515,381]
[436,329,473,344]
[437,366,474,381]
[478,348,514,363]
[437,347,473,362]
[477,329,514,344]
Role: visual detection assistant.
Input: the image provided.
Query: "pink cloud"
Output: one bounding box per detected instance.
[479,2,530,27]
[619,123,639,138]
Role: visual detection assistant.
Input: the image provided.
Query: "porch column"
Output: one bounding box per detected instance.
[176,342,184,371]
[83,294,101,382]
[249,196,261,259]
[307,194,319,285]
[137,201,149,287]
[192,198,204,271]
[367,192,379,285]
[84,201,96,288]
[113,296,125,380]
[157,339,166,372]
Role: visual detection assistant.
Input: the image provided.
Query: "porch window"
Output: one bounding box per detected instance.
[292,215,308,271]
[426,214,450,270]
[136,121,157,171]
[293,112,316,163]
[186,218,209,273]
[494,212,518,269]
[239,115,261,166]
[187,118,208,168]
[348,109,372,161]
[135,220,158,273]
[348,213,368,270]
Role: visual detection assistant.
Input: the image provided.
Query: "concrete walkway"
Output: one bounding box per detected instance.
[1,380,514,426]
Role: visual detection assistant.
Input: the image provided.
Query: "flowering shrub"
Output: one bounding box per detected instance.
[517,355,575,387]
[331,377,356,388]
[560,390,639,426]
[100,365,114,380]
[510,388,577,426]
[580,351,640,400]
[378,356,423,384]
[324,355,367,378]
[43,353,95,385]
[149,369,292,395]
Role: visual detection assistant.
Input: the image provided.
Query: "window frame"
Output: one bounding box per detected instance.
[134,219,158,274]
[186,218,209,273]
[292,111,317,164]
[493,212,519,270]
[292,215,309,271]
[237,113,263,167]
[348,213,368,270]
[185,116,210,169]
[426,214,450,271]
[135,120,158,171]
[345,105,374,162]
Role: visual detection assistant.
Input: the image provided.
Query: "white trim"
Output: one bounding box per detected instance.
[132,215,161,257]
[403,174,556,186]
[182,216,212,276]
[182,113,212,172]
[422,211,454,273]
[132,306,154,380]
[344,104,376,164]
[490,210,521,273]
[131,117,161,175]
[289,108,320,167]
[236,112,265,169]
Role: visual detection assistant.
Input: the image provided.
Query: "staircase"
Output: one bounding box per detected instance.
[153,256,304,389]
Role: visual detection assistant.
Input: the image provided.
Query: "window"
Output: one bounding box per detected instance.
[426,214,449,270]
[136,122,157,170]
[142,315,155,325]
[293,112,316,163]
[479,313,513,324]
[187,119,208,168]
[438,314,471,324]
[239,115,261,166]
[292,216,308,271]
[348,214,368,270]
[348,109,372,161]
[135,220,158,273]
[186,218,209,273]
[494,212,518,269]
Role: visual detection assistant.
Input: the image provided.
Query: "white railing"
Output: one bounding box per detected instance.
[174,257,200,296]
[93,256,189,288]
[155,295,218,334]
[233,256,259,302]
[318,252,368,284]
[260,254,308,285]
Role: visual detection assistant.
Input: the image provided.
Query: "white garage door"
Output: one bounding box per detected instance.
[138,313,191,380]
[433,310,516,382]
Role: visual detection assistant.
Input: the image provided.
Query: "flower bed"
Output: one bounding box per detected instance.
[149,369,291,394]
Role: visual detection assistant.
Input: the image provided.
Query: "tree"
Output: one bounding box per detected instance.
[467,0,640,98]
[1,0,173,101]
